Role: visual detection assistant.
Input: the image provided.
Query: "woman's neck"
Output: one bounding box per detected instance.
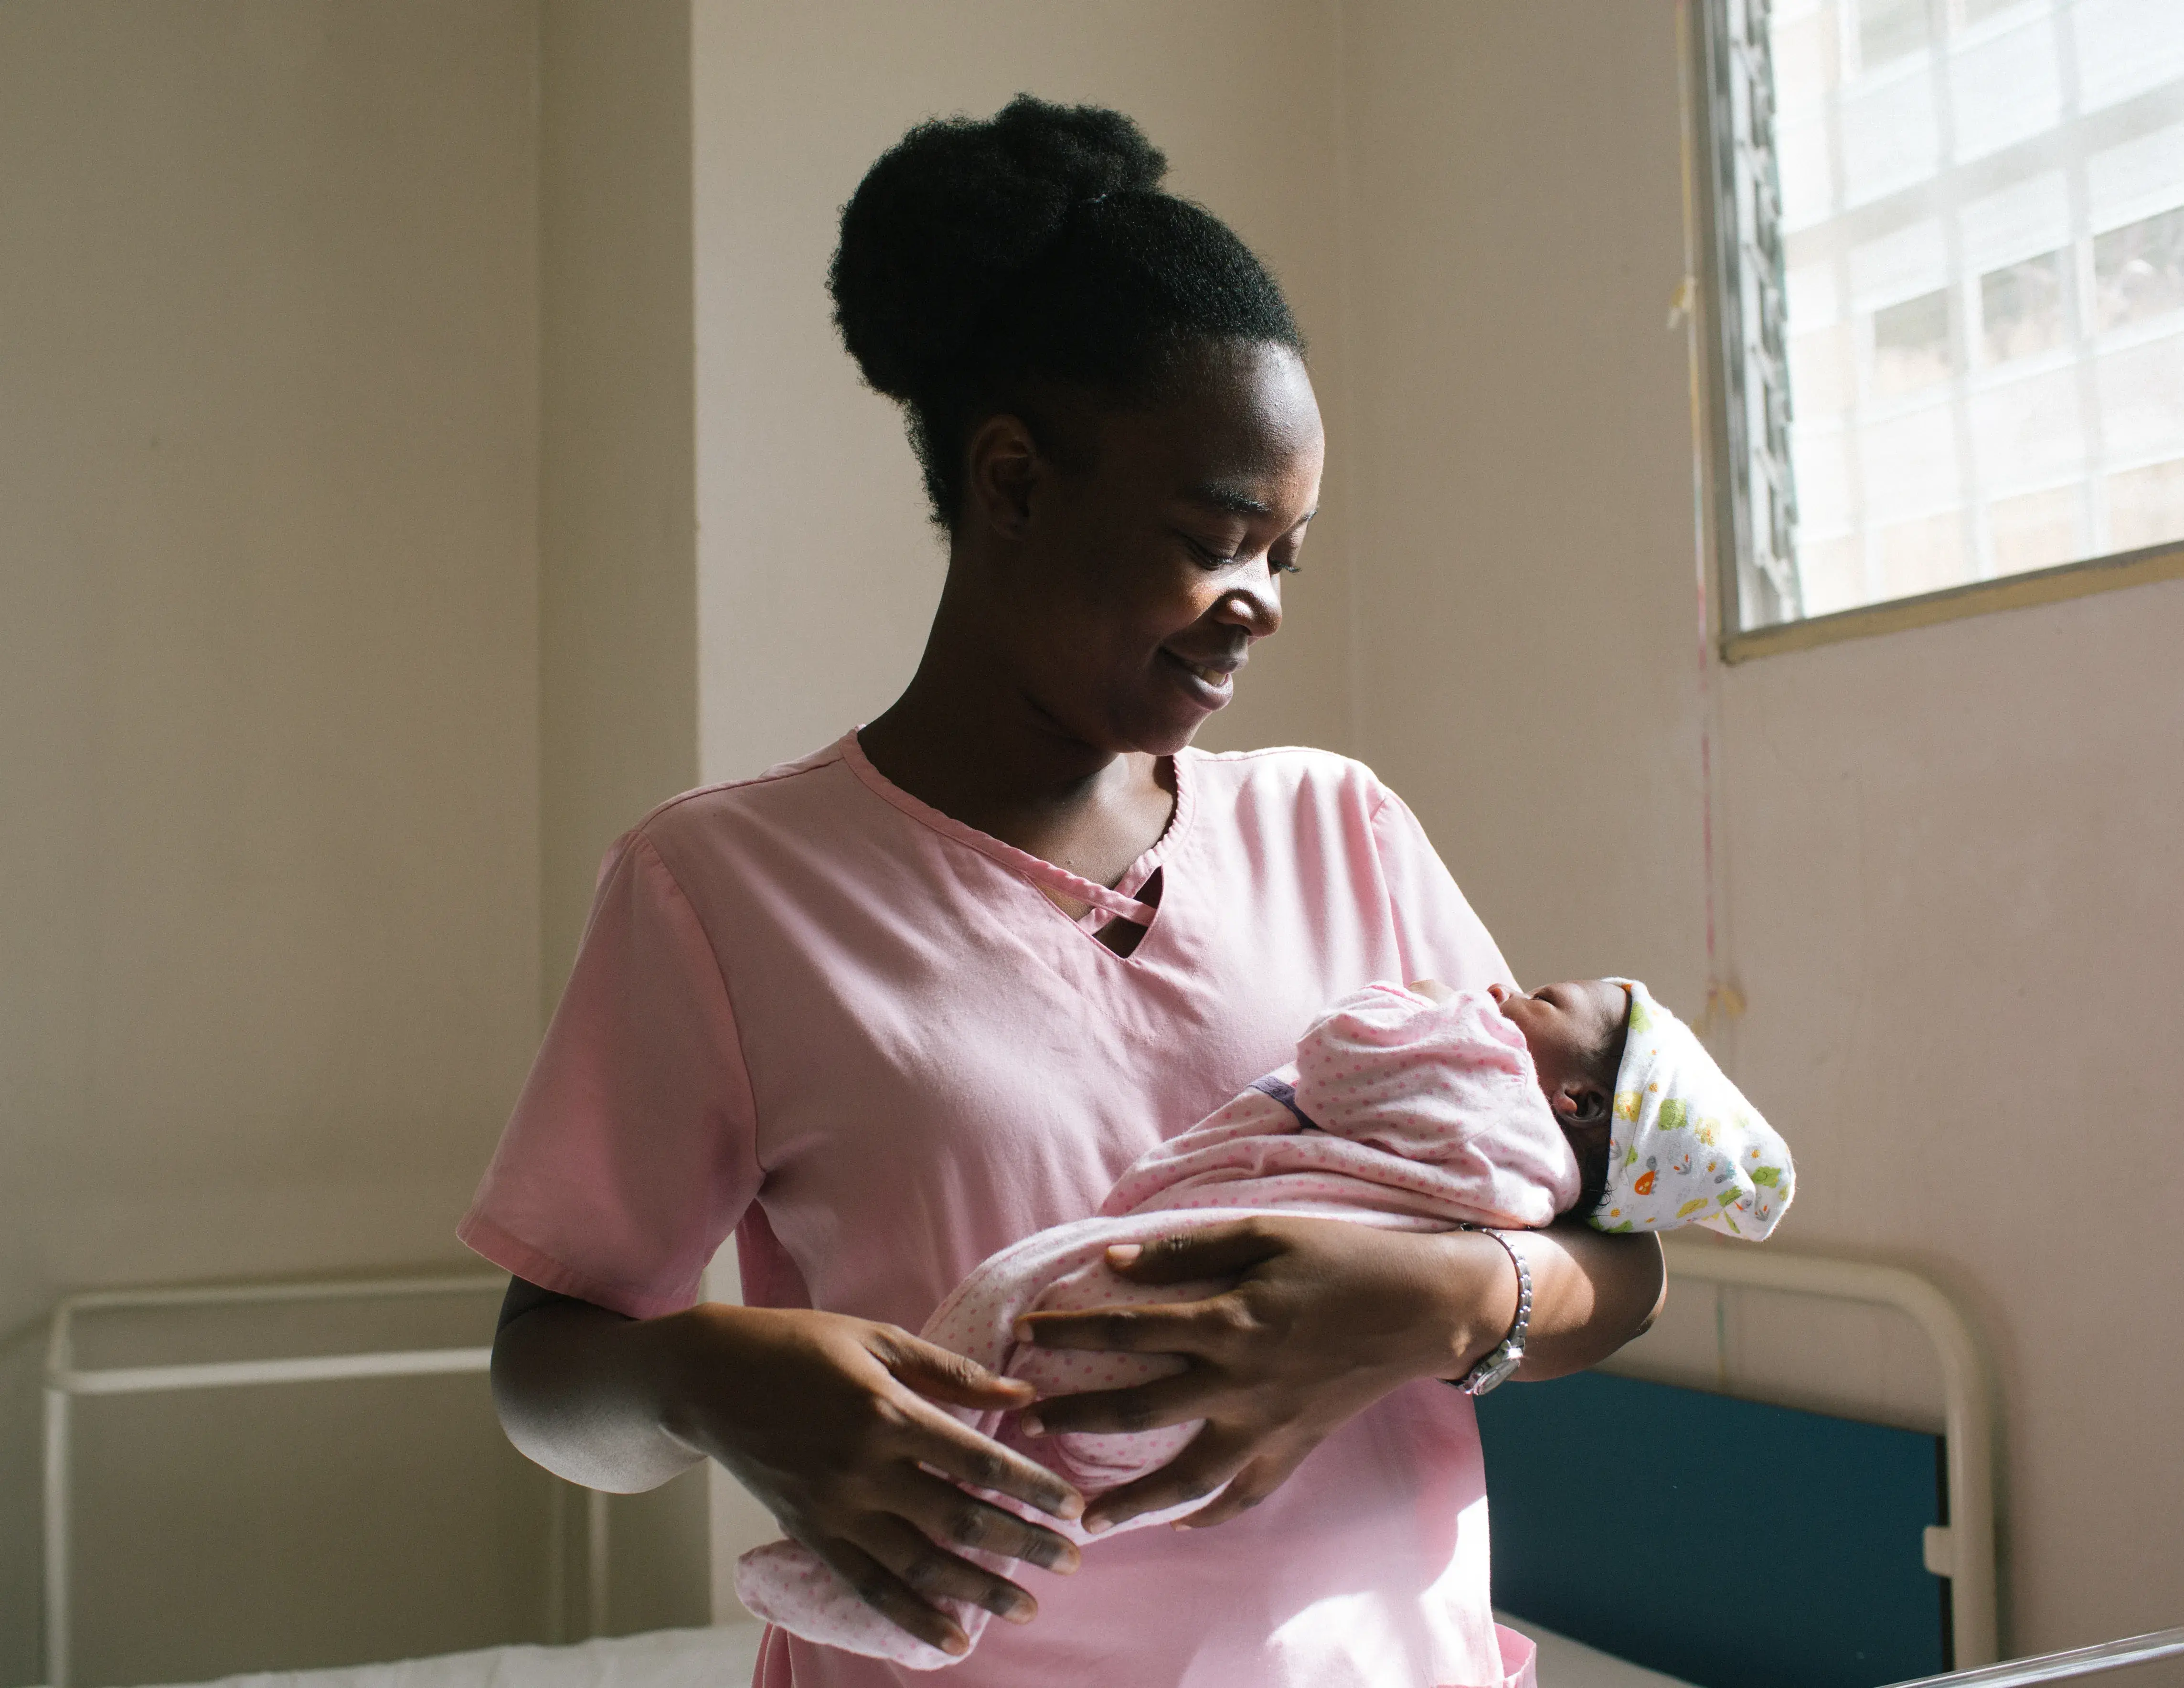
[858,660,1174,890]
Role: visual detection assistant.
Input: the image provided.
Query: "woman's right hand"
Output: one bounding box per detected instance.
[650,1303,1086,1656]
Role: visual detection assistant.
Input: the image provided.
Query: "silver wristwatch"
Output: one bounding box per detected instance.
[1455,1227,1531,1398]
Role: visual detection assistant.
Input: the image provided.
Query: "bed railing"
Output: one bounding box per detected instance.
[1882,1625,2184,1686]
[1641,1238,2001,1667]
[42,1272,608,1688]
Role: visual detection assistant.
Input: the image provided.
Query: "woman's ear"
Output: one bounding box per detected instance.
[963,412,1042,539]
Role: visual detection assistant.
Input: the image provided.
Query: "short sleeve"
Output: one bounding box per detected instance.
[1368,787,1518,993]
[458,831,762,1319]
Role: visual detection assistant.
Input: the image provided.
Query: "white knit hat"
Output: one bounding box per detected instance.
[1590,980,1793,1240]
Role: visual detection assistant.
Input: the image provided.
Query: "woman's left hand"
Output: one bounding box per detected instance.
[1015,1214,1665,1533]
[1011,1216,1516,1533]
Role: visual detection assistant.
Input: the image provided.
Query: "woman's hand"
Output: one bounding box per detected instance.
[494,1290,1084,1659]
[1012,1216,1663,1533]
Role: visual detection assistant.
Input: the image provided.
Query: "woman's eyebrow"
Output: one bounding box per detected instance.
[1186,482,1316,525]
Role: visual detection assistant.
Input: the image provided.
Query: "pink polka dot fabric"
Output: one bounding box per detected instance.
[734,983,1581,1667]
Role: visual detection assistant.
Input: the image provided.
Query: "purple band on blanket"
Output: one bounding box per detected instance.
[1249,1073,1321,1132]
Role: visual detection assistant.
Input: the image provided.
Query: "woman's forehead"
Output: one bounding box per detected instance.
[1122,344,1323,510]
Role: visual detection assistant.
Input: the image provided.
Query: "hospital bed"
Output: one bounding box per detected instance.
[44,1255,2181,1688]
[116,1617,2184,1688]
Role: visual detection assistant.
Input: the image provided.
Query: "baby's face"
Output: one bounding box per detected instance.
[1485,980,1630,1101]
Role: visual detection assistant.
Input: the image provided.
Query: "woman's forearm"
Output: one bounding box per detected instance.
[489,1278,710,1493]
[1510,1222,1666,1380]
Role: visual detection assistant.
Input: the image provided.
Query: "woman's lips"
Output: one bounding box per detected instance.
[1160,648,1239,705]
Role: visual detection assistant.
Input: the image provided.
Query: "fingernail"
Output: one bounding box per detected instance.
[1056,1493,1085,1521]
[1106,1243,1141,1267]
[944,1631,969,1656]
[1020,1412,1044,1438]
[1012,1318,1034,1342]
[1086,1516,1113,1535]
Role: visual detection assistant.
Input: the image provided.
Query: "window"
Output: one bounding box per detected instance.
[1705,0,2184,643]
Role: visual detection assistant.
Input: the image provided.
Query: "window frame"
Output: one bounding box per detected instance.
[1696,0,2184,663]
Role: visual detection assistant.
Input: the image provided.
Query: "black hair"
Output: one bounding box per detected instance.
[1570,1011,1630,1218]
[829,95,1304,524]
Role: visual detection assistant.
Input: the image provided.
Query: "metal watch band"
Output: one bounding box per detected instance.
[1455,1226,1531,1398]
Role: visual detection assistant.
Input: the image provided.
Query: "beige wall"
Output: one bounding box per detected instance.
[0,1,545,1675]
[1337,0,2184,1655]
[690,0,1353,789]
[538,0,714,1633]
[540,0,703,1004]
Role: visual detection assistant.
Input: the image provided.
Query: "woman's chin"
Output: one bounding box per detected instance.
[1119,704,1220,759]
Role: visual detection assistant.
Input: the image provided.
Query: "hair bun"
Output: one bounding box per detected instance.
[830,95,1169,401]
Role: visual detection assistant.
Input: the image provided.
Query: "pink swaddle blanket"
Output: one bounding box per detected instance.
[734,983,1582,1667]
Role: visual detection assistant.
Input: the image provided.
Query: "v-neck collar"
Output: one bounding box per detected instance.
[839,728,1193,933]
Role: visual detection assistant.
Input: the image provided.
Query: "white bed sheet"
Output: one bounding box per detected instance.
[1498,1612,1699,1688]
[138,1625,767,1688]
[142,1614,1692,1688]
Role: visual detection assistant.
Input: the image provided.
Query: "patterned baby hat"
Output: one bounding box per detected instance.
[1590,980,1793,1240]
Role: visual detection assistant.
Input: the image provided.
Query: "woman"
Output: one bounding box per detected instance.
[469,97,1663,1687]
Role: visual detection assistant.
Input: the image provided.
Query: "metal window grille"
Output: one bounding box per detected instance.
[1704,0,1806,630]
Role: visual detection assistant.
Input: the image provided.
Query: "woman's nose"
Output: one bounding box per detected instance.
[1214,558,1283,638]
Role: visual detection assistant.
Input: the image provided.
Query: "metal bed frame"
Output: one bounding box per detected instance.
[1883,1626,2184,1686]
[41,1271,611,1688]
[41,1261,2173,1688]
[1653,1238,2001,1667]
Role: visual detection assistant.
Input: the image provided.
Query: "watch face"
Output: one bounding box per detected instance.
[1469,1350,1522,1398]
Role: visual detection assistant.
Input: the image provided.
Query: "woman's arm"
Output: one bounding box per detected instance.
[490,1277,1087,1656]
[1013,1217,1664,1532]
[1513,1218,1668,1379]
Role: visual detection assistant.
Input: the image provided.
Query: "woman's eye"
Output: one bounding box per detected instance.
[1186,537,1241,568]
[1273,559,1303,576]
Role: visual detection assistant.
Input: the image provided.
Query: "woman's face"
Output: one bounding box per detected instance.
[974,339,1324,758]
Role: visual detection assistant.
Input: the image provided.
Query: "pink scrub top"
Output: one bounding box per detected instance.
[459,731,1539,1688]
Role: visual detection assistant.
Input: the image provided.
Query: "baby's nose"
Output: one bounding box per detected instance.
[1486,983,1512,1004]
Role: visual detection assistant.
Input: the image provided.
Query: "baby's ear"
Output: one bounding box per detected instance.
[1556,1084,1612,1126]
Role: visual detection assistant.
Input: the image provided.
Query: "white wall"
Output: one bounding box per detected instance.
[0,1,543,1674]
[1337,0,2184,1654]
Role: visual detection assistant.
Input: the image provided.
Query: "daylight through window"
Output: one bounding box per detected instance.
[1711,0,2184,632]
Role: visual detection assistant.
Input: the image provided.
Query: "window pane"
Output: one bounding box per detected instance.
[1872,289,1954,393]
[1980,250,2069,362]
[1987,484,2082,575]
[1858,0,1932,67]
[1720,0,2184,631]
[2108,456,2184,549]
[2092,205,2184,331]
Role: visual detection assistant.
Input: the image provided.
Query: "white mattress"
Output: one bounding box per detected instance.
[1499,1612,1699,1687]
[138,1625,768,1688]
[143,1615,1692,1688]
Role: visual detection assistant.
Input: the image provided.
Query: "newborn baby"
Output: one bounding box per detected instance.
[737,976,1792,1667]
